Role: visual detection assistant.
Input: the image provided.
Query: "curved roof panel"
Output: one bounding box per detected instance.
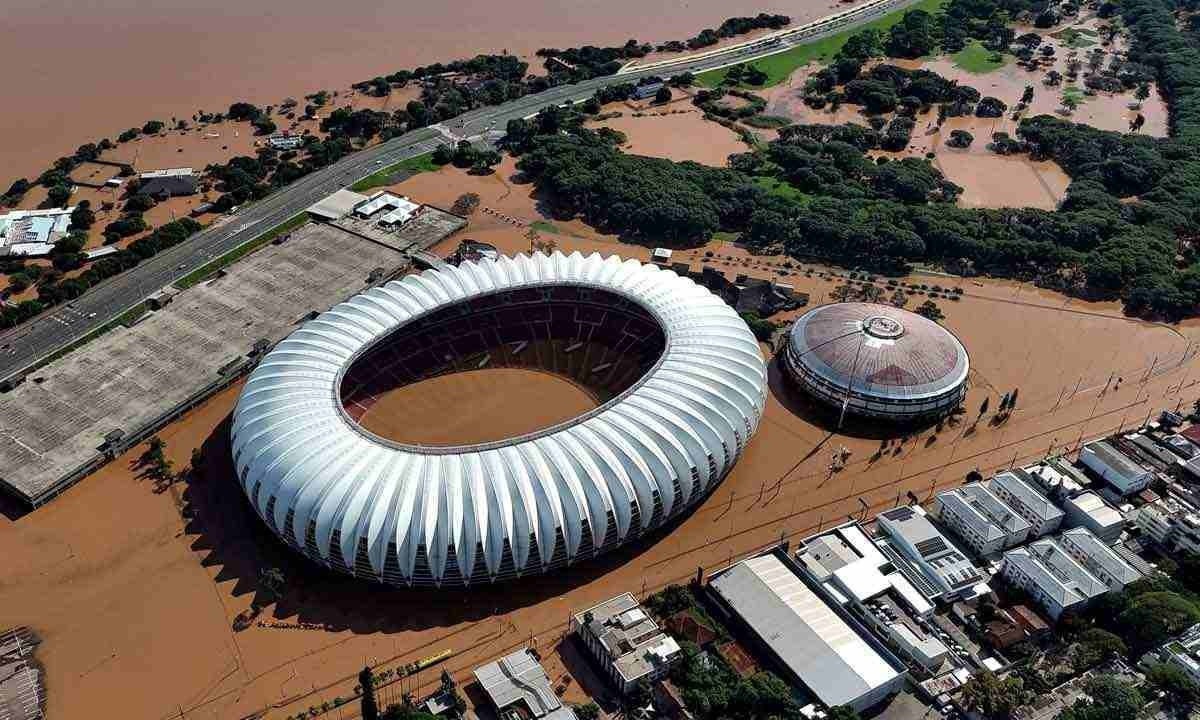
[231,251,767,587]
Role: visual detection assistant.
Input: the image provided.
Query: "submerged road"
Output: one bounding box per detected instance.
[0,0,919,384]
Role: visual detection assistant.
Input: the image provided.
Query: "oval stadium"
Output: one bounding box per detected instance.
[230,252,768,587]
[783,302,969,423]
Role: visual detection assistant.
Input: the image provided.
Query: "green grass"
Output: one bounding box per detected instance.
[697,0,948,89]
[952,40,1008,73]
[1062,86,1087,104]
[1051,27,1098,48]
[711,231,742,243]
[175,213,308,289]
[350,152,439,191]
[754,176,810,203]
[529,220,563,235]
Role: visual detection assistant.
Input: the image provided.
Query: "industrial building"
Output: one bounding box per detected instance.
[1079,440,1153,496]
[999,528,1139,620]
[137,168,198,198]
[570,593,681,695]
[988,470,1064,538]
[796,524,949,670]
[0,206,76,257]
[231,252,767,587]
[1062,492,1125,544]
[935,484,1031,556]
[305,188,369,221]
[708,549,906,712]
[874,506,988,602]
[783,303,969,423]
[473,649,577,720]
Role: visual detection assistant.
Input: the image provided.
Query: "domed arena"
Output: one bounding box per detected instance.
[230,252,767,588]
[783,302,969,423]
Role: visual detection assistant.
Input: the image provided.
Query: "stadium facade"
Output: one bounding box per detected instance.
[231,252,767,587]
[783,302,968,422]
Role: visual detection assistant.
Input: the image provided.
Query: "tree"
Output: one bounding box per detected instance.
[1045,70,1063,86]
[1058,675,1143,720]
[1116,591,1200,653]
[360,667,379,720]
[959,671,1030,720]
[450,193,480,216]
[69,200,95,231]
[889,288,908,307]
[1022,85,1035,105]
[1071,628,1126,671]
[141,120,165,135]
[947,129,974,148]
[1061,93,1080,114]
[139,436,166,467]
[826,707,860,720]
[1143,662,1198,708]
[574,702,601,720]
[740,312,778,341]
[915,299,944,321]
[654,85,672,103]
[832,283,856,302]
[744,65,769,86]
[1134,82,1150,107]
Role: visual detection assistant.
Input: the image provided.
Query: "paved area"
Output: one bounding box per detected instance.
[0,224,404,504]
[0,628,43,720]
[332,206,467,253]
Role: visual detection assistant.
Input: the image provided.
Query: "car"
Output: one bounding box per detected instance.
[176,264,187,270]
[87,312,97,319]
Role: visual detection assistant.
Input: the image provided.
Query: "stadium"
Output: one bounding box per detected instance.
[782,302,969,423]
[230,252,768,587]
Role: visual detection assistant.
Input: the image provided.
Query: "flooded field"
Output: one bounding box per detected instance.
[356,368,600,446]
[584,105,748,166]
[1,0,867,183]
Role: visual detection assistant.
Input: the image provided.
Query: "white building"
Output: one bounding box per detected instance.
[1024,459,1088,501]
[1131,495,1200,555]
[0,207,76,257]
[1000,539,1109,620]
[354,191,421,226]
[936,484,1031,555]
[1080,440,1152,496]
[708,550,907,712]
[570,593,681,695]
[1000,528,1139,620]
[1062,491,1125,544]
[875,506,988,602]
[989,469,1065,538]
[1055,527,1141,591]
[474,649,577,720]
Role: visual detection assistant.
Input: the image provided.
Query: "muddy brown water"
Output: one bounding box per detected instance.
[1,0,860,183]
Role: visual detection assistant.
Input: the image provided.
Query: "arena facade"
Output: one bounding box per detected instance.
[783,302,969,423]
[231,252,767,587]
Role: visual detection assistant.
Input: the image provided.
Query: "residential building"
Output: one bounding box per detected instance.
[1079,440,1152,496]
[570,593,681,695]
[989,469,1064,538]
[1000,538,1109,620]
[1010,605,1051,638]
[1062,492,1125,544]
[1024,459,1088,501]
[473,649,577,720]
[707,549,906,712]
[796,522,934,617]
[874,506,988,602]
[1140,623,1200,687]
[138,168,199,198]
[1131,494,1200,555]
[935,484,1031,555]
[1055,527,1141,591]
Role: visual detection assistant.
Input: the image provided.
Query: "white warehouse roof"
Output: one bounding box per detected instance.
[231,252,767,587]
[710,552,902,710]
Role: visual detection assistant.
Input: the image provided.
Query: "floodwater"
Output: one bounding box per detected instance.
[357,368,599,446]
[1,0,852,183]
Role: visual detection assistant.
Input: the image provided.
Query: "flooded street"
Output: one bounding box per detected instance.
[1,0,848,182]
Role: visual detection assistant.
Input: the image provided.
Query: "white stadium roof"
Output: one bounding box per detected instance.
[231,252,767,587]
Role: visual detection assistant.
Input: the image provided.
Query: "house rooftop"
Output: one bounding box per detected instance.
[990,470,1065,523]
[474,649,576,720]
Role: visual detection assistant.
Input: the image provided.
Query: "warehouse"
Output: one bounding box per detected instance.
[708,549,906,712]
[1079,440,1153,496]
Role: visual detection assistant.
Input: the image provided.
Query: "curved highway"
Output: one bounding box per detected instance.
[0,0,919,384]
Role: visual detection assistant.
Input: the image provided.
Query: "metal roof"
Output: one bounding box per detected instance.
[990,470,1065,524]
[474,649,576,720]
[231,252,767,586]
[787,303,968,402]
[709,552,902,709]
[1058,527,1141,587]
[1003,539,1107,607]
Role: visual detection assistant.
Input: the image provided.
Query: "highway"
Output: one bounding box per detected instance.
[0,0,919,384]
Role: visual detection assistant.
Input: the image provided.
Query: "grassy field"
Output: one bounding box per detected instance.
[529,220,563,235]
[1051,26,1098,48]
[952,40,1008,73]
[174,213,308,290]
[696,0,948,89]
[754,176,810,203]
[350,152,439,192]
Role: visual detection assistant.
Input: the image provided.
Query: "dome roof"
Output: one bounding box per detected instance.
[787,302,968,402]
[230,252,767,586]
